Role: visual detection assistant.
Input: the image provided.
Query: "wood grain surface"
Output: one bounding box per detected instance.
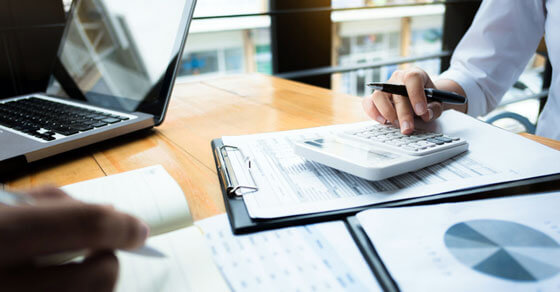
[3,74,559,220]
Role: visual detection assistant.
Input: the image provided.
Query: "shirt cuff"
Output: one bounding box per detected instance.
[438,69,487,117]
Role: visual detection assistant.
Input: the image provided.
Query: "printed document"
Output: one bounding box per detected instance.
[197,214,381,292]
[222,110,560,218]
[357,191,560,291]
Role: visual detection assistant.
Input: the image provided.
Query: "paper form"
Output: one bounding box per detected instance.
[222,110,560,218]
[62,165,192,235]
[197,214,381,292]
[117,226,230,292]
[357,191,560,291]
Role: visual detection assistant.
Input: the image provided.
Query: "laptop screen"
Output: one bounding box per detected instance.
[47,0,196,125]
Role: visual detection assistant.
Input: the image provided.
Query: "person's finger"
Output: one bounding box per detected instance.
[393,94,415,135]
[0,202,149,265]
[362,94,386,124]
[389,69,404,82]
[426,101,443,121]
[372,90,398,125]
[0,252,119,292]
[402,69,429,117]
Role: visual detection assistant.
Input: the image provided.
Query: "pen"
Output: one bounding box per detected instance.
[368,82,467,105]
[0,190,165,262]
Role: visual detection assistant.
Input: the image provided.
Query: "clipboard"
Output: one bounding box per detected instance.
[212,138,560,235]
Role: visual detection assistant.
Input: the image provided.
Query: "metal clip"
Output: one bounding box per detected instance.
[219,145,259,196]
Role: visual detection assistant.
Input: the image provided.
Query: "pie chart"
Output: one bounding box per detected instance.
[444,219,560,282]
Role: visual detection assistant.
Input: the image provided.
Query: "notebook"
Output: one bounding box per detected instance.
[62,165,230,292]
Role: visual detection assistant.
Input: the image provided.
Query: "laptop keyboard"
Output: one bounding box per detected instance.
[0,97,130,141]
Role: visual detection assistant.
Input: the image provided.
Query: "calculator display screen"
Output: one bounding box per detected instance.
[304,138,401,165]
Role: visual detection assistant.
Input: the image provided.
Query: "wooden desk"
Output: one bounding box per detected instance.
[4,74,560,221]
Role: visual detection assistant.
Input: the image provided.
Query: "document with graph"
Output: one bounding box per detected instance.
[356,191,560,291]
[221,110,560,219]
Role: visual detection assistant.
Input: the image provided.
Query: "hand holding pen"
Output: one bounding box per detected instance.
[362,67,468,135]
[0,187,150,292]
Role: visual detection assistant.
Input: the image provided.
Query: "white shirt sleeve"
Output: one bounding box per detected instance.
[438,0,546,117]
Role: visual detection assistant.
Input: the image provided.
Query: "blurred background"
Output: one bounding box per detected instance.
[52,0,556,134]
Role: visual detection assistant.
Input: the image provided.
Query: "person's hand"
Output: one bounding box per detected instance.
[0,186,149,292]
[362,67,443,135]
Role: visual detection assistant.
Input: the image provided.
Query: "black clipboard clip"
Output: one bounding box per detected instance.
[216,145,259,197]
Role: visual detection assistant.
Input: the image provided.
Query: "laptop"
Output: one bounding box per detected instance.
[0,0,197,170]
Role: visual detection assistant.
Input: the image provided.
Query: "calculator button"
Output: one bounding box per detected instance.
[411,144,428,150]
[422,141,437,148]
[414,141,430,148]
[340,124,465,156]
[435,136,453,143]
[402,146,418,152]
[426,138,445,145]
[387,139,405,146]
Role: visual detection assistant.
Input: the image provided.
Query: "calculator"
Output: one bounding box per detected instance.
[294,123,469,181]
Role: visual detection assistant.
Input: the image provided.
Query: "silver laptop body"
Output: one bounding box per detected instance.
[0,0,197,168]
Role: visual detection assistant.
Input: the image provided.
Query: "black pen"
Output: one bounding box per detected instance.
[368,82,467,105]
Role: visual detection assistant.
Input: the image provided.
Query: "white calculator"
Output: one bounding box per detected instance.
[294,123,469,181]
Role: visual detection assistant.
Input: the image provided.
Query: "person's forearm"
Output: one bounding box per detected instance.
[435,79,468,114]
